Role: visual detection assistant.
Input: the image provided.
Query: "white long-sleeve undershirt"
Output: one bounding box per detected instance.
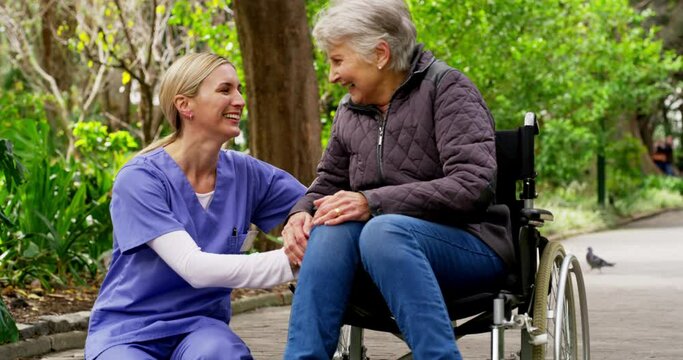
[147,230,295,289]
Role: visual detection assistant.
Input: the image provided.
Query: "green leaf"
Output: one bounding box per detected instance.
[22,241,40,258]
[0,209,13,227]
[0,298,19,344]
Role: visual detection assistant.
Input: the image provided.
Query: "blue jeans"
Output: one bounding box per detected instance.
[284,214,506,360]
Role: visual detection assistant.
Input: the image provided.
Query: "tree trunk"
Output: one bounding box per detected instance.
[40,0,54,79]
[101,70,132,131]
[628,113,660,174]
[234,0,321,251]
[39,0,76,157]
[40,0,73,92]
[233,0,321,187]
[635,111,656,157]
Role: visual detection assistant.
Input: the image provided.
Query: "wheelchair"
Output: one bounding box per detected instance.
[333,113,590,360]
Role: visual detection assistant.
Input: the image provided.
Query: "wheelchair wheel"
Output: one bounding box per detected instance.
[531,241,579,360]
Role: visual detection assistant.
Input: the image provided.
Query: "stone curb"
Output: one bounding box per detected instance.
[15,311,92,341]
[0,331,86,359]
[232,291,293,315]
[0,292,293,360]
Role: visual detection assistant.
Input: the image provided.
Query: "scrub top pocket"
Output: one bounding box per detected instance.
[227,230,258,253]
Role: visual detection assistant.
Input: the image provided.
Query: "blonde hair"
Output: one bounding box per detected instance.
[312,0,416,72]
[140,53,233,154]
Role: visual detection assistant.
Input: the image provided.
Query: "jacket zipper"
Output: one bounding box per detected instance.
[377,113,386,183]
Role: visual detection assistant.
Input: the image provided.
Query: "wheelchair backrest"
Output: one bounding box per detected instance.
[494,115,540,296]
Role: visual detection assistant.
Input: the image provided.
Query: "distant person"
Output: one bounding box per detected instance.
[282,0,513,359]
[664,135,676,175]
[653,136,674,176]
[85,53,305,360]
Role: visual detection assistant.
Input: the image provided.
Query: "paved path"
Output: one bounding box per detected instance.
[41,210,683,359]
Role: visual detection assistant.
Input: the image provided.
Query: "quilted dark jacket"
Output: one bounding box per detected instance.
[290,46,515,268]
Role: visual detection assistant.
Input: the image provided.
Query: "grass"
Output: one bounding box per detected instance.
[537,179,683,238]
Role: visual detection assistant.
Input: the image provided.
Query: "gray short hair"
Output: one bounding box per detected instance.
[312,0,417,72]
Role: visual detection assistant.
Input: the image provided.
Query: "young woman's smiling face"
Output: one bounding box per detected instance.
[190,64,245,141]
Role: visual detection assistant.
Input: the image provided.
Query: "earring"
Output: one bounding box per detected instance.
[378,65,383,70]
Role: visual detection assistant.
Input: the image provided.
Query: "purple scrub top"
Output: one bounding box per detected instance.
[85,148,306,359]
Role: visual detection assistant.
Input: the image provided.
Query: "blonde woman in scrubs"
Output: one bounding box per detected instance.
[85,53,305,360]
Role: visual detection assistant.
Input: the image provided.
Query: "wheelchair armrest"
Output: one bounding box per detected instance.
[521,208,554,227]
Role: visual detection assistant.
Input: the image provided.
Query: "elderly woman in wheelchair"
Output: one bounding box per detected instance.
[281,0,516,359]
[282,1,589,359]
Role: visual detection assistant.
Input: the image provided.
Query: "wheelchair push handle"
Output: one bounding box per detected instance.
[523,112,540,134]
[520,112,538,201]
[524,112,535,127]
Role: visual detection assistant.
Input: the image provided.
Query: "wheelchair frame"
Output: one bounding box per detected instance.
[335,113,590,360]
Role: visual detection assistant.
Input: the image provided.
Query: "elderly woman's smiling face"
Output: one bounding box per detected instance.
[327,42,384,106]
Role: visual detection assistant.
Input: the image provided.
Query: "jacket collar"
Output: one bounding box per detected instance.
[408,44,436,76]
[343,44,436,114]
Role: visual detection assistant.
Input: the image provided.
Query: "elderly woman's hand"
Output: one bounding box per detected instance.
[282,212,313,267]
[312,191,371,226]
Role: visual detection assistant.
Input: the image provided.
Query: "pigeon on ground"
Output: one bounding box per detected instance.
[586,247,615,272]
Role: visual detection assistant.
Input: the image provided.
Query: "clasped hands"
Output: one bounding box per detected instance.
[282,191,371,267]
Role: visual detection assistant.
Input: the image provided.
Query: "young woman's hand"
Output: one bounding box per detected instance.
[282,212,313,267]
[312,191,371,226]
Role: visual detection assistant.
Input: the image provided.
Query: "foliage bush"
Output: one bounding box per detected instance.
[0,90,137,288]
[536,119,596,186]
[0,139,25,225]
[0,297,18,345]
[0,138,22,343]
[539,176,683,237]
